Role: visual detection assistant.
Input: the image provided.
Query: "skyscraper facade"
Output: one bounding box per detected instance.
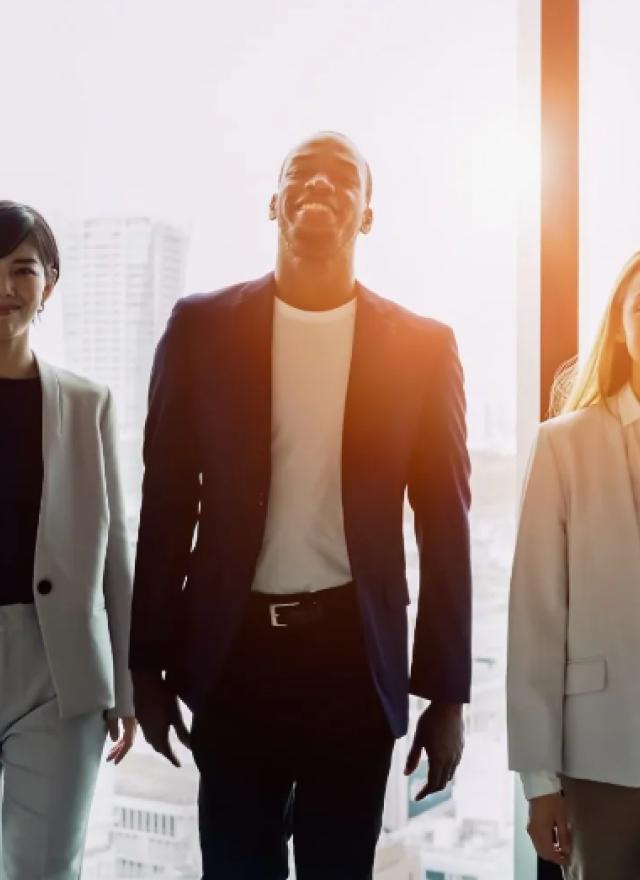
[59,217,188,516]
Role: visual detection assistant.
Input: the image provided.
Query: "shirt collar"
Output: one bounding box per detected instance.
[617,382,640,427]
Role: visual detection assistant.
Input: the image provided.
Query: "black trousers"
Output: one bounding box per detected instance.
[538,859,563,879]
[190,584,395,880]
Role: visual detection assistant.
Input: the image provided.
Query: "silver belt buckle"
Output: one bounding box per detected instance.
[269,601,301,627]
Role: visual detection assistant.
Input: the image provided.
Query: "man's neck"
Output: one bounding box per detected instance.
[274,250,357,311]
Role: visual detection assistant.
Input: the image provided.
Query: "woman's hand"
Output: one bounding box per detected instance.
[527,792,572,866]
[105,715,137,765]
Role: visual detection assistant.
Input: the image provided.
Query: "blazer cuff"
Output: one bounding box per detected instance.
[106,702,134,720]
[111,664,135,717]
[409,678,471,704]
[520,771,562,800]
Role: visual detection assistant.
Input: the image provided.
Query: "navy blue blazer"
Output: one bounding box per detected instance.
[130,272,472,737]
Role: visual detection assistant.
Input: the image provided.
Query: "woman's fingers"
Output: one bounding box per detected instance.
[555,810,572,860]
[527,793,571,866]
[106,716,120,742]
[105,716,138,764]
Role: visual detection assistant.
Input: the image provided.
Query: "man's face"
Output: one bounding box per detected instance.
[270,134,372,258]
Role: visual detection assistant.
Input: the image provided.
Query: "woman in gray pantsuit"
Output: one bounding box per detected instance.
[508,251,640,879]
[0,201,136,879]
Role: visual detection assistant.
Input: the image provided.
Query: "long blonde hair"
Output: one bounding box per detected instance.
[550,251,640,417]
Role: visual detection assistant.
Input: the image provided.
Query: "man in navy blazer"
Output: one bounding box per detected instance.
[130,132,472,880]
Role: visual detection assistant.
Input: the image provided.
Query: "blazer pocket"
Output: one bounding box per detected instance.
[564,656,607,696]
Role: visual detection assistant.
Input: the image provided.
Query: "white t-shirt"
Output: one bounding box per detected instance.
[251,296,356,595]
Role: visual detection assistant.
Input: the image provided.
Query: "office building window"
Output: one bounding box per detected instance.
[21,1,520,877]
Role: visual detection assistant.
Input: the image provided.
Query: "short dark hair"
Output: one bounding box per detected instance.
[278,132,373,204]
[0,201,60,282]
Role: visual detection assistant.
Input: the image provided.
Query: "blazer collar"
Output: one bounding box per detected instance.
[239,272,393,323]
[352,281,397,347]
[227,271,397,479]
[616,382,640,428]
[231,273,397,386]
[33,352,62,437]
[233,271,397,373]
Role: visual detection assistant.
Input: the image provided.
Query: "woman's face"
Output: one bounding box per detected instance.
[0,240,54,344]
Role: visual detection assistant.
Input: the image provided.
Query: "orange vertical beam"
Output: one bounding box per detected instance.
[537,4,579,878]
[540,0,579,420]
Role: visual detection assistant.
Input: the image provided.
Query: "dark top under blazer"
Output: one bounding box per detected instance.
[130,273,472,737]
[0,377,43,604]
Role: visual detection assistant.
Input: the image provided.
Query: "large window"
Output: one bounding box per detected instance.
[5,1,519,877]
[579,0,640,347]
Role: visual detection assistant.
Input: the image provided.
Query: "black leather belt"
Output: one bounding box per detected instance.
[250,582,354,628]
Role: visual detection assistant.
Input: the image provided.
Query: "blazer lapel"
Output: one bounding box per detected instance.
[32,355,63,575]
[602,398,640,573]
[342,285,400,515]
[223,273,274,501]
[34,354,62,443]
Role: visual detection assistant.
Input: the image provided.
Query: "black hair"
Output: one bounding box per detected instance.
[0,201,60,282]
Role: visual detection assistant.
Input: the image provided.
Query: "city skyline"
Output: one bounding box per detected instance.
[51,215,189,511]
[59,216,188,432]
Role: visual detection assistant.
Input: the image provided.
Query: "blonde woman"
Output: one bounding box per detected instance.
[0,201,136,879]
[507,251,640,879]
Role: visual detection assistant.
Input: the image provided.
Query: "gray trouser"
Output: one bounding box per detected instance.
[0,604,106,880]
[560,773,640,880]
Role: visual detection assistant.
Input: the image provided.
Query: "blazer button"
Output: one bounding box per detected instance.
[37,579,53,595]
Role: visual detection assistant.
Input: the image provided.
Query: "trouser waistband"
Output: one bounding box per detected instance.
[248,582,356,627]
[0,601,38,628]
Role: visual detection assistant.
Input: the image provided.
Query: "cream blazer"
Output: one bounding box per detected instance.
[30,356,134,719]
[507,398,640,786]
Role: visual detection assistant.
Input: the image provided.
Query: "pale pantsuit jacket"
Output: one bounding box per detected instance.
[31,356,134,719]
[507,385,640,791]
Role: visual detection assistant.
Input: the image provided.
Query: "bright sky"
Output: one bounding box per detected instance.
[2,0,518,448]
[580,0,640,351]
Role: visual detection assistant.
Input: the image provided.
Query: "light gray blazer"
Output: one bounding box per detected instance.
[31,356,134,719]
[507,397,640,787]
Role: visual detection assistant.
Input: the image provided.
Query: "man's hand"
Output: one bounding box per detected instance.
[132,670,191,767]
[404,702,464,799]
[527,792,571,866]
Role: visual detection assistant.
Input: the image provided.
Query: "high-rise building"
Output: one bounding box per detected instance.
[58,217,188,513]
[112,752,201,878]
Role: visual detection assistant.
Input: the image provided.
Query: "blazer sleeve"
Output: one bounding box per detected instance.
[520,770,562,800]
[507,425,568,774]
[100,388,135,717]
[407,325,472,703]
[129,299,201,673]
